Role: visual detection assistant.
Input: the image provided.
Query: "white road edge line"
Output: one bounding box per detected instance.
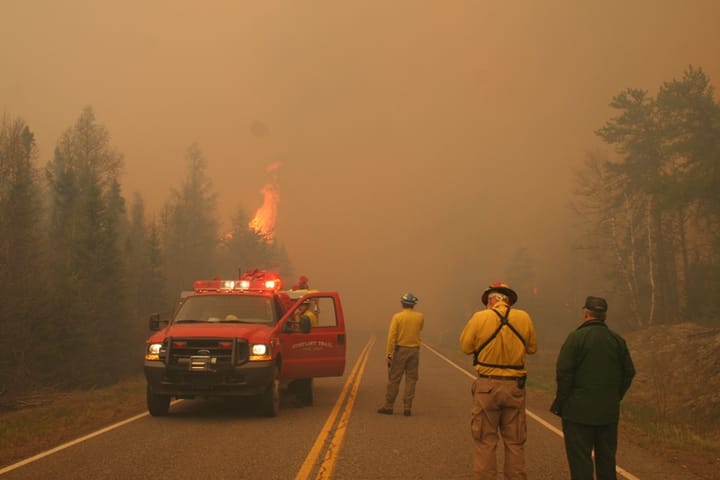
[422,342,640,480]
[0,400,182,476]
[0,411,147,475]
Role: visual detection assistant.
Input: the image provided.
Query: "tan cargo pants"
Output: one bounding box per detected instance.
[382,346,420,411]
[470,376,528,480]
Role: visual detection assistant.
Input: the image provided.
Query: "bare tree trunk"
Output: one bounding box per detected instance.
[609,193,643,327]
[647,195,657,326]
[625,193,643,326]
[677,207,689,319]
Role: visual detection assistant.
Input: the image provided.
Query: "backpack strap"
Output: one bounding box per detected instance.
[472,307,527,370]
[491,308,527,347]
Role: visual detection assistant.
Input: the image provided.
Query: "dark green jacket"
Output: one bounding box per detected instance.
[553,320,635,425]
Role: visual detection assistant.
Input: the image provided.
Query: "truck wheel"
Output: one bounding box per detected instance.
[297,378,313,406]
[147,385,171,416]
[261,366,280,417]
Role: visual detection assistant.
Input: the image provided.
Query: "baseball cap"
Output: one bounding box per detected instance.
[583,296,608,313]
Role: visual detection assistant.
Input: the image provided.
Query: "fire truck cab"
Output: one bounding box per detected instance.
[143,270,346,417]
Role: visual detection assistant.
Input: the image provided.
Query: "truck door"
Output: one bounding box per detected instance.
[278,293,346,379]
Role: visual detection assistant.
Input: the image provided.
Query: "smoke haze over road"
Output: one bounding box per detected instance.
[2,0,719,336]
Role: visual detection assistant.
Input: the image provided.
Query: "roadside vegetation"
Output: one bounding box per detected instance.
[527,328,720,466]
[0,377,146,468]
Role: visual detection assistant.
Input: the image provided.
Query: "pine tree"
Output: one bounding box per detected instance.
[162,143,219,296]
[0,114,47,392]
[125,194,169,343]
[577,66,720,326]
[45,106,126,386]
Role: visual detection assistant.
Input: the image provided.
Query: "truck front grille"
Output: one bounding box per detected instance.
[164,338,249,368]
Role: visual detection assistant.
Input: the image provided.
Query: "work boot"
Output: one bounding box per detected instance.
[377,407,393,415]
[403,409,411,416]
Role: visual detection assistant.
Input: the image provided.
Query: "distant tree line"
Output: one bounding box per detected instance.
[574,66,720,328]
[0,107,293,396]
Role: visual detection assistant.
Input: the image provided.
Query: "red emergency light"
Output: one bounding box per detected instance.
[192,270,283,293]
[239,269,283,291]
[192,278,231,292]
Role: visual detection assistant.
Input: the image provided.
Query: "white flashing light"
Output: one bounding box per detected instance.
[239,280,251,289]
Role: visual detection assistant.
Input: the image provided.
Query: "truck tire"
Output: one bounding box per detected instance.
[296,378,313,406]
[147,385,171,416]
[261,365,280,417]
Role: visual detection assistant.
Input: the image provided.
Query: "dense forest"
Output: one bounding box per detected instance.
[1,66,718,397]
[0,107,292,395]
[573,66,720,329]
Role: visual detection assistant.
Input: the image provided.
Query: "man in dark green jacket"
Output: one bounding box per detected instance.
[551,296,635,480]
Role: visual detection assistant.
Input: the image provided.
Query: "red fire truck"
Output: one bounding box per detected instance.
[143,270,346,417]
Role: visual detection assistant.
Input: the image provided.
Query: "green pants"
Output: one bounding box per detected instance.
[562,419,618,480]
[383,346,420,410]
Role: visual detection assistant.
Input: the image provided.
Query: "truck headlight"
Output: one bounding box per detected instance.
[249,343,271,361]
[145,343,163,361]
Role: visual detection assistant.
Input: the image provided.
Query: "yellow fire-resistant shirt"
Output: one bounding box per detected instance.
[304,310,319,326]
[459,301,537,377]
[386,308,424,355]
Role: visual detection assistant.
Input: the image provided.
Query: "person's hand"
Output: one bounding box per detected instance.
[385,354,392,367]
[550,398,562,416]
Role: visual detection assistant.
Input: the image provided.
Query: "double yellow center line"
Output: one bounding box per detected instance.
[294,336,375,480]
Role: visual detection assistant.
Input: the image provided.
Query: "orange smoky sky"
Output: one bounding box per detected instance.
[1,0,719,336]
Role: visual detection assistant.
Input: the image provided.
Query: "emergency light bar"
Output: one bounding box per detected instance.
[237,278,280,289]
[193,270,283,293]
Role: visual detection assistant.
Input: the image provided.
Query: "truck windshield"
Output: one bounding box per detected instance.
[174,295,276,325]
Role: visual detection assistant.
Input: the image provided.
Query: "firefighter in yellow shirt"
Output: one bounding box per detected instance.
[298,299,318,326]
[459,282,537,480]
[289,299,318,332]
[377,293,424,417]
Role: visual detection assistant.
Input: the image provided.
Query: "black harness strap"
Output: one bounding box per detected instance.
[472,307,527,370]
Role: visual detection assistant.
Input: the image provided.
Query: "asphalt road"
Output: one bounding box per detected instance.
[0,328,710,479]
